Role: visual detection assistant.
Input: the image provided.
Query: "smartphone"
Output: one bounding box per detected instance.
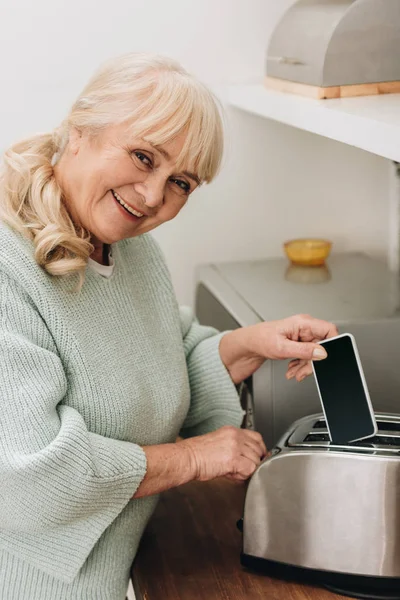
[312,333,377,444]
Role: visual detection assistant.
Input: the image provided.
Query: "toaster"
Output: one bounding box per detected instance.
[241,413,400,600]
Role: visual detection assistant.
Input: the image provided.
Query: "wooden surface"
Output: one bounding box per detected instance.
[132,478,350,600]
[265,75,400,100]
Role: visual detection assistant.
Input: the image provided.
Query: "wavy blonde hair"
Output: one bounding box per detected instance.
[0,53,224,282]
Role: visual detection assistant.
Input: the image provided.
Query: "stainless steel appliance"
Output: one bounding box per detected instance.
[195,253,400,448]
[266,0,400,89]
[241,413,400,599]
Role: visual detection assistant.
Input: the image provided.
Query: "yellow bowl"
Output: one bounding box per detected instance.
[283,238,332,267]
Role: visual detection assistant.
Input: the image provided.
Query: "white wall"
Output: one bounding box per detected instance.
[0,0,390,305]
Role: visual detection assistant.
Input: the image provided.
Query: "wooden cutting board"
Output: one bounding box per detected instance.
[265,75,400,99]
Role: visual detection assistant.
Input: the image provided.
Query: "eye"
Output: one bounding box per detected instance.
[133,151,153,167]
[170,178,191,194]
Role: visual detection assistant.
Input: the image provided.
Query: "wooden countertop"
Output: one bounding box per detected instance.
[131,478,350,600]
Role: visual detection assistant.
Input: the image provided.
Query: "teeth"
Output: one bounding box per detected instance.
[112,190,144,217]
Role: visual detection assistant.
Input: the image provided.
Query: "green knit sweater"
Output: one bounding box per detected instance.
[0,223,244,600]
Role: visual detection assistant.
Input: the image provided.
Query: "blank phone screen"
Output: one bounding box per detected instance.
[313,335,376,444]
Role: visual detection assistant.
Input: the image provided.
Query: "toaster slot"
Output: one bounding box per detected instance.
[287,415,400,453]
[377,420,400,432]
[372,435,400,446]
[303,433,330,442]
[312,420,328,429]
[313,418,400,433]
[303,433,400,448]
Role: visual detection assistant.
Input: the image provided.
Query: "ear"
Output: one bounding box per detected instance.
[68,127,83,155]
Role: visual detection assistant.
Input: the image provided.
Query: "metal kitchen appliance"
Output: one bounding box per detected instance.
[266,0,400,99]
[195,253,400,449]
[241,413,400,599]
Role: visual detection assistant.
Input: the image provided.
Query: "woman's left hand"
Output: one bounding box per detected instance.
[219,314,338,384]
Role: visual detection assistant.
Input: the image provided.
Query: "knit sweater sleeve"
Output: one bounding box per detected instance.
[0,273,147,583]
[178,306,245,438]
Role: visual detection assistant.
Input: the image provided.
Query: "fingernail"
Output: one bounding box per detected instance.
[312,347,327,360]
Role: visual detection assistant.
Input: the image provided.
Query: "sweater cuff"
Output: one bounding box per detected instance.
[0,441,146,583]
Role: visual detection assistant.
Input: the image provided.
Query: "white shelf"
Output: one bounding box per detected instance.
[228,85,400,163]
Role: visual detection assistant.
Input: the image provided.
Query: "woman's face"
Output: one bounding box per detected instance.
[55,124,200,245]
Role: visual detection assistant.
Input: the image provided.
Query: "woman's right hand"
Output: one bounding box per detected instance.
[179,426,267,483]
[134,426,267,499]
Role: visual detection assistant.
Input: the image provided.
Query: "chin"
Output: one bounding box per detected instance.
[102,229,142,244]
[89,228,120,245]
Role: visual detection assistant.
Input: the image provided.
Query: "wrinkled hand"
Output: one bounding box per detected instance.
[263,314,338,381]
[179,426,267,482]
[219,313,338,383]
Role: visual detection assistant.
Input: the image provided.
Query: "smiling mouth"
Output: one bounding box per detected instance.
[111,189,145,218]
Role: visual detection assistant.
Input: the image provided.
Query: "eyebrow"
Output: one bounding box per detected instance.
[183,171,201,186]
[152,144,170,161]
[151,144,201,186]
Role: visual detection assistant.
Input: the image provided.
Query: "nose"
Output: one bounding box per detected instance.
[134,173,165,210]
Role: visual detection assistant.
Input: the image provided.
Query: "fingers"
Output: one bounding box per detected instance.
[241,444,264,467]
[231,430,268,480]
[243,437,268,460]
[277,315,337,383]
[322,321,338,339]
[291,314,338,341]
[233,455,263,481]
[227,444,273,483]
[281,339,327,361]
[288,358,300,369]
[286,359,313,381]
[294,362,313,381]
[286,362,302,379]
[242,429,268,457]
[192,427,268,483]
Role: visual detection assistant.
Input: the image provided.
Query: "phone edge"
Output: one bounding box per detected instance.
[312,332,378,444]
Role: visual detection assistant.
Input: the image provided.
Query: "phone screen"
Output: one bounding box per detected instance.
[312,334,377,444]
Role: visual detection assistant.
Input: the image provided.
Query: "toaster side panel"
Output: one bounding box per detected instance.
[243,451,400,577]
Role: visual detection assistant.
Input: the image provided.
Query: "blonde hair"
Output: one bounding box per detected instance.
[0,53,224,282]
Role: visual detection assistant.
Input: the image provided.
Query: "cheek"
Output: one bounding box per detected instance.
[103,169,127,191]
[76,161,109,199]
[98,155,139,191]
[163,196,187,221]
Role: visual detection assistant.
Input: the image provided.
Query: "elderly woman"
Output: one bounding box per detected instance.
[0,53,337,599]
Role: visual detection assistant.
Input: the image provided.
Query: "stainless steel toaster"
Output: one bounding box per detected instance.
[241,413,400,600]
